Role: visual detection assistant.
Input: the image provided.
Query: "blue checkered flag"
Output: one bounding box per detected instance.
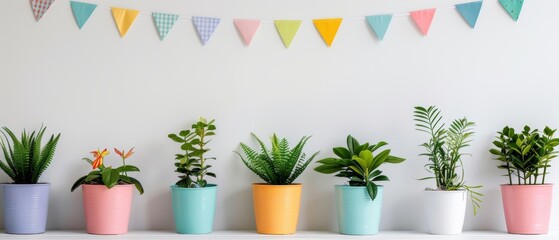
[192,16,221,45]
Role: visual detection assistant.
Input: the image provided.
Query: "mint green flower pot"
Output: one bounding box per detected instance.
[170,184,217,234]
[335,185,383,235]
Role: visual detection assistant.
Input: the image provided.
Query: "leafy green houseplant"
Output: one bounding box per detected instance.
[167,117,218,234]
[314,135,405,235]
[490,126,559,185]
[71,148,144,194]
[314,135,405,201]
[236,133,319,234]
[414,106,481,234]
[0,126,60,234]
[489,126,559,234]
[168,117,216,188]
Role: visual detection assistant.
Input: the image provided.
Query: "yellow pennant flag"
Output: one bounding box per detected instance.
[312,18,342,47]
[274,20,302,48]
[111,7,139,37]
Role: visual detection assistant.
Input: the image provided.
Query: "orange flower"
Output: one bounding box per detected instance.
[115,147,135,160]
[91,148,109,169]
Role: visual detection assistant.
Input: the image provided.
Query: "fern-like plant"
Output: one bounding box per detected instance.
[414,106,482,215]
[236,133,319,185]
[0,126,61,184]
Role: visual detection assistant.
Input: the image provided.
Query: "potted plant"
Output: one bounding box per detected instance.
[314,135,405,235]
[236,133,319,235]
[71,147,144,235]
[167,117,217,234]
[489,126,559,234]
[413,106,482,235]
[0,126,60,234]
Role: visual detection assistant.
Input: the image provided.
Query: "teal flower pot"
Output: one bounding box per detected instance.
[335,185,383,235]
[170,184,217,234]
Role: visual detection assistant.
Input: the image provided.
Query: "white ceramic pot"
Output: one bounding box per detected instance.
[423,189,467,235]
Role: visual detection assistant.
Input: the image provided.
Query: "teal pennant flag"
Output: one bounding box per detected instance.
[499,0,524,21]
[365,14,393,41]
[456,1,483,28]
[70,1,97,29]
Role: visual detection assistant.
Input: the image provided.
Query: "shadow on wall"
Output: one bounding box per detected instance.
[301,186,337,232]
[223,186,255,230]
[146,189,173,230]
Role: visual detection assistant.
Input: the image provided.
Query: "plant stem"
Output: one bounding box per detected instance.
[122,158,128,177]
[198,128,205,186]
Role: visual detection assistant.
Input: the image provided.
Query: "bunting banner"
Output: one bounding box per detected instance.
[410,9,436,36]
[192,16,221,45]
[365,14,393,41]
[312,18,342,47]
[22,0,529,48]
[31,0,56,21]
[274,20,302,48]
[456,1,483,28]
[70,1,96,29]
[111,7,139,37]
[234,19,261,46]
[499,0,523,21]
[153,12,179,40]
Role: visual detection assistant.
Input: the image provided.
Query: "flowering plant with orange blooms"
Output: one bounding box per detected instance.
[71,147,144,194]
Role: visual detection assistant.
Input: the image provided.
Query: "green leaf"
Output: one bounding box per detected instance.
[366,181,378,201]
[128,176,144,194]
[168,134,184,143]
[70,175,87,192]
[333,147,351,159]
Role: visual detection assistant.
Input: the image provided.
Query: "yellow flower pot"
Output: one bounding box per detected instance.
[252,183,302,234]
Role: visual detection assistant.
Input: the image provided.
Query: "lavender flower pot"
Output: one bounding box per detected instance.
[1,183,50,234]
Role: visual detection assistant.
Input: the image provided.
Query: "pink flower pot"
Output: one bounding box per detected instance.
[82,184,134,235]
[501,184,553,234]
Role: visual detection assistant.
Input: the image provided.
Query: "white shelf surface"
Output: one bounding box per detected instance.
[0,231,557,239]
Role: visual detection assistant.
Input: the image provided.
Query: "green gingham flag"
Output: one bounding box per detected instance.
[192,16,221,45]
[153,12,179,40]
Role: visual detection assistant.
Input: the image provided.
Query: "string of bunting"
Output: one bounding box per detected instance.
[31,0,525,47]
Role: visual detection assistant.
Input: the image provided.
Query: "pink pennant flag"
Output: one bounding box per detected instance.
[410,9,436,36]
[234,19,261,46]
[31,0,56,21]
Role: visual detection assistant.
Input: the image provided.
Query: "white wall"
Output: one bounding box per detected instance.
[1,0,559,232]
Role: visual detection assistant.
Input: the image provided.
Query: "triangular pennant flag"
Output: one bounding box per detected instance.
[274,20,302,48]
[233,19,261,46]
[70,1,97,29]
[499,0,523,21]
[365,14,393,41]
[111,7,139,37]
[410,9,436,36]
[456,1,483,28]
[192,16,221,45]
[153,12,179,40]
[312,18,342,47]
[30,0,56,21]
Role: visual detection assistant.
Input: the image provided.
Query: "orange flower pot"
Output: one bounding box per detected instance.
[252,183,302,234]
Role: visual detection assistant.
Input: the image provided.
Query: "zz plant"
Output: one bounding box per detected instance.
[490,126,559,185]
[236,133,319,185]
[414,106,482,214]
[0,126,61,184]
[168,117,216,188]
[314,135,405,201]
